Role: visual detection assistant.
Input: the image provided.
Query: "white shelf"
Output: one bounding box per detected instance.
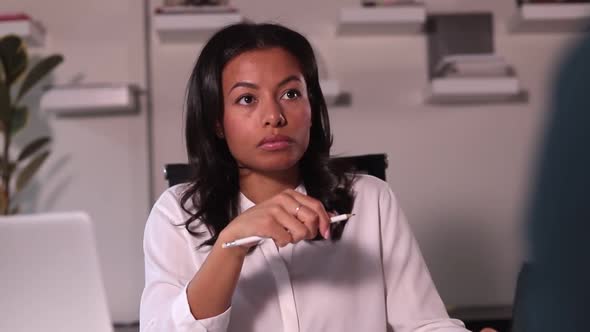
[0,18,45,46]
[320,79,342,105]
[154,12,242,40]
[510,3,590,33]
[426,76,526,104]
[40,84,137,115]
[338,5,426,35]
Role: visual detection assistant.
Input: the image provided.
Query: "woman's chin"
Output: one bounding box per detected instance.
[260,161,299,173]
[245,157,300,174]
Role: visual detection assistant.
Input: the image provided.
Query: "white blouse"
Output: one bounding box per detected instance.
[140,175,469,332]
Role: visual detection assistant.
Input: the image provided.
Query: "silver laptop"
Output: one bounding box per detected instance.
[0,212,113,332]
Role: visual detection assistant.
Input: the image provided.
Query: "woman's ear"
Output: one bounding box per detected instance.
[215,123,225,138]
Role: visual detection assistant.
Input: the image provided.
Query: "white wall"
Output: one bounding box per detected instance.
[3,0,151,323]
[149,0,580,308]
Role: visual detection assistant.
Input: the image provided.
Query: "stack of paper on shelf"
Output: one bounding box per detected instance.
[155,5,237,15]
[430,54,521,97]
[0,12,45,45]
[361,0,424,7]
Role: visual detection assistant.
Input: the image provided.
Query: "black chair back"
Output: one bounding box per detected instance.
[164,153,388,187]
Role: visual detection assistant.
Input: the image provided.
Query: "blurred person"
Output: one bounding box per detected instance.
[521,32,590,332]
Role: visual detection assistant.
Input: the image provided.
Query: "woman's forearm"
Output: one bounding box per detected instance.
[186,233,247,320]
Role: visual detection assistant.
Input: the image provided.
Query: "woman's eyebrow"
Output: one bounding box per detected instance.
[277,75,302,88]
[229,75,301,93]
[230,81,258,92]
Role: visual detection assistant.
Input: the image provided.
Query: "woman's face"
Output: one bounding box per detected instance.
[220,47,312,174]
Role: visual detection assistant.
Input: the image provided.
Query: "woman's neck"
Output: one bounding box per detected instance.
[239,166,300,204]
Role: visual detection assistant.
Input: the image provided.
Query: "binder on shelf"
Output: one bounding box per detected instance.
[510,1,590,33]
[40,84,137,115]
[0,13,45,46]
[338,4,426,35]
[426,13,526,104]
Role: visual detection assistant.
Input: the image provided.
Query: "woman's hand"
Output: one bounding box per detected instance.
[218,188,332,254]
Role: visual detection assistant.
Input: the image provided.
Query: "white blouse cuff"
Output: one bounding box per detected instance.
[171,284,232,332]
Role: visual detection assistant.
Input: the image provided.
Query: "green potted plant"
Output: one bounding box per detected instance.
[0,35,63,215]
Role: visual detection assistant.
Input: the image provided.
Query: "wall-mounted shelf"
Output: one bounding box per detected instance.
[0,13,45,46]
[320,79,350,106]
[424,14,527,105]
[40,84,137,116]
[320,80,340,105]
[154,10,242,41]
[510,3,590,33]
[338,5,426,35]
[426,76,527,105]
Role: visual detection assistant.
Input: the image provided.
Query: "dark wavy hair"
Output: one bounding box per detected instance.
[180,22,355,248]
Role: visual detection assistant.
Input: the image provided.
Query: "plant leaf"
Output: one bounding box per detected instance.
[0,159,17,178]
[16,150,49,192]
[10,106,28,135]
[17,136,51,162]
[16,55,63,102]
[0,81,9,125]
[0,35,28,86]
[0,58,5,83]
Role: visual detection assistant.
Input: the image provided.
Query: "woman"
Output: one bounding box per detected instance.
[140,23,468,332]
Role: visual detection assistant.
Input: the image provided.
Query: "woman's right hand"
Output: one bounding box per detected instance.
[217,188,332,255]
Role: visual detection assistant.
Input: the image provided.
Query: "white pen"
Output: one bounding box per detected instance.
[222,213,355,248]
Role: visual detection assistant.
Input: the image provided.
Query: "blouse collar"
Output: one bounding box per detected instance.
[239,183,307,212]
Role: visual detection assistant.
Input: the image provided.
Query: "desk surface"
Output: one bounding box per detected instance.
[114,324,138,332]
[448,305,512,321]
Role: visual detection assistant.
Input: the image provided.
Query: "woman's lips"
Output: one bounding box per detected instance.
[258,135,294,151]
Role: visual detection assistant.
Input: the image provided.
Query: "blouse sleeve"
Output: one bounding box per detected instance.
[139,190,232,332]
[378,185,469,332]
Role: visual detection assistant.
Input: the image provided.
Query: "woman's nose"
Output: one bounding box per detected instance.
[263,102,287,127]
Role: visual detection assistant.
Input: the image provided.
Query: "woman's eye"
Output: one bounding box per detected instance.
[282,89,301,100]
[237,95,255,105]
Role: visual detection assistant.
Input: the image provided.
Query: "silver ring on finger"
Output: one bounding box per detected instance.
[294,204,303,219]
